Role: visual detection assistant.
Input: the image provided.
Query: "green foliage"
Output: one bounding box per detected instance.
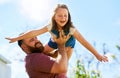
[75,60,102,78]
[116,45,120,51]
[71,43,120,78]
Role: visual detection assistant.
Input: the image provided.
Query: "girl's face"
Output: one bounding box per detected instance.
[54,8,68,28]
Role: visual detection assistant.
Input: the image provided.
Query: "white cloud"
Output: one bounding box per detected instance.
[0,0,11,4]
[0,44,26,62]
[0,45,9,54]
[19,0,58,22]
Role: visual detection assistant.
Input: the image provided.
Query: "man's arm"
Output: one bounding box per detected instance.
[50,30,70,73]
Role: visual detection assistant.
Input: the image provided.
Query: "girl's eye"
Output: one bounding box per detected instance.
[64,15,67,17]
[58,15,62,17]
[58,15,67,18]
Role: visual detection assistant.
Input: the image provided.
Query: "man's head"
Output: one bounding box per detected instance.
[18,37,44,54]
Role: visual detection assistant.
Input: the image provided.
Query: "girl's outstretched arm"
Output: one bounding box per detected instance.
[73,29,108,62]
[5,25,48,43]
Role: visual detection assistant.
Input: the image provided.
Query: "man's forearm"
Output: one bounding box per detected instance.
[58,44,68,72]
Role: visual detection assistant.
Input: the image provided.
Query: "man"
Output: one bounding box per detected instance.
[17,31,70,78]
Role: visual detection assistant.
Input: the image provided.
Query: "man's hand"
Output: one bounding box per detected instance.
[53,30,70,45]
[50,30,69,74]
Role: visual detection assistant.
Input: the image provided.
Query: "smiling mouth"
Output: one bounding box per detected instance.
[60,21,65,23]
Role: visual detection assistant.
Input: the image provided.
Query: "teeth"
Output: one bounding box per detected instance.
[60,21,65,23]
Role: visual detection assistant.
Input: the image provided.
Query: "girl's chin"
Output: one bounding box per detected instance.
[57,23,66,27]
[59,24,66,27]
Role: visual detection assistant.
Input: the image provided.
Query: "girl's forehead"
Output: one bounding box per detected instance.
[56,8,68,14]
[56,8,68,11]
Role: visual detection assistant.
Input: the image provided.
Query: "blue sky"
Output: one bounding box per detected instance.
[0,0,120,78]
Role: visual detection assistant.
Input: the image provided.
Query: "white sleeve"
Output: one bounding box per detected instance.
[46,24,56,38]
[46,24,52,31]
[69,27,76,35]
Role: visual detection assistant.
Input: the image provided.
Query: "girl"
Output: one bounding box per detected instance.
[6,4,108,62]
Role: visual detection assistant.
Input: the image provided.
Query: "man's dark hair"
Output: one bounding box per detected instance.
[18,40,23,47]
[17,32,25,47]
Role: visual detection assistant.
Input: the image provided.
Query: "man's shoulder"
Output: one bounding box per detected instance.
[25,53,54,64]
[26,53,53,60]
[27,53,46,57]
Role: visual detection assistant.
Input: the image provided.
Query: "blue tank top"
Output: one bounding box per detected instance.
[48,29,76,48]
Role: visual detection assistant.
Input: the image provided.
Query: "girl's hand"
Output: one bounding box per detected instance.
[96,54,108,62]
[101,55,108,62]
[5,37,17,43]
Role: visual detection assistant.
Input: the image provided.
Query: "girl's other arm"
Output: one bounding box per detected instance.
[73,29,108,62]
[6,25,48,43]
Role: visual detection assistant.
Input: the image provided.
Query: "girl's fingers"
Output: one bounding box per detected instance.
[5,37,10,40]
